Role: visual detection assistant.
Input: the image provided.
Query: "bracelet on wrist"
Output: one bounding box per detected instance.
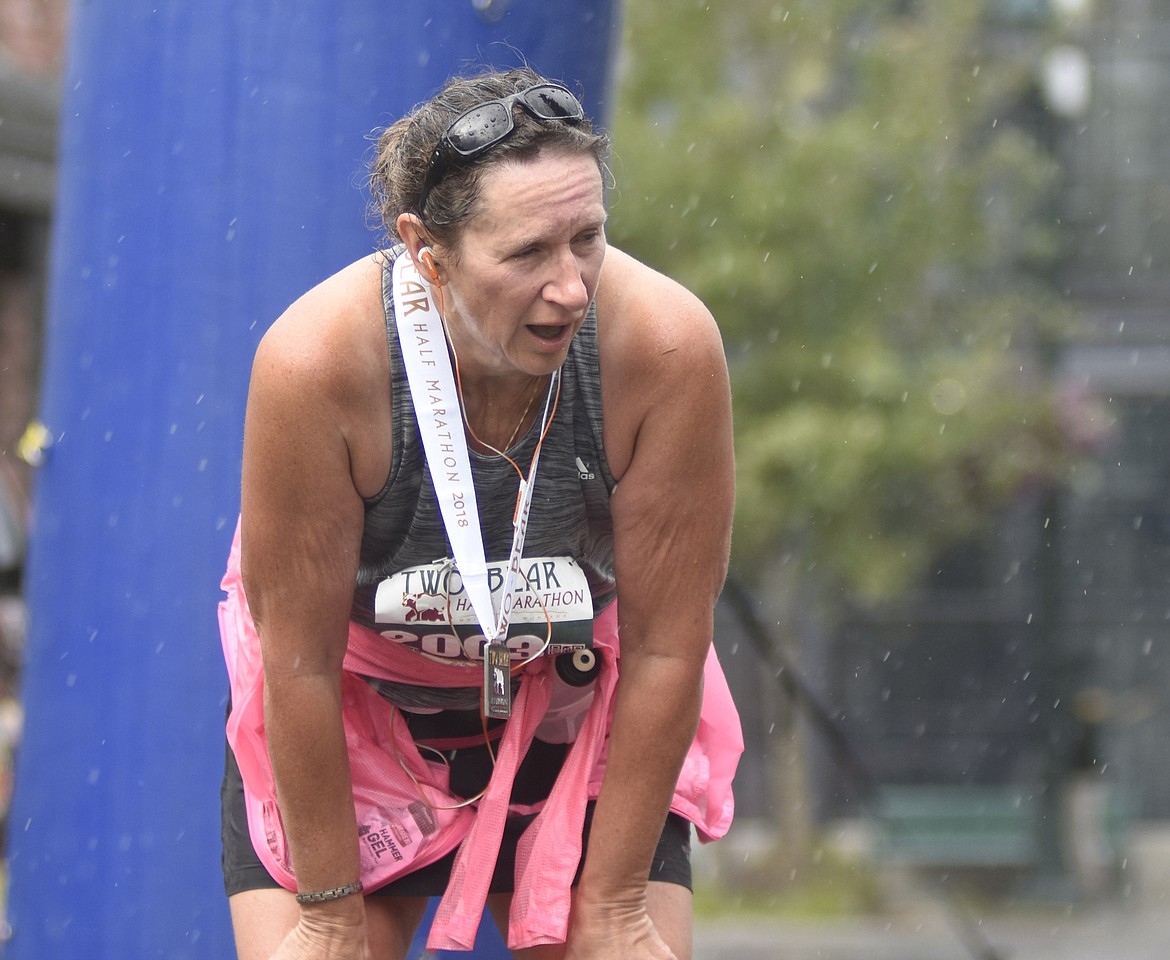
[295,881,363,904]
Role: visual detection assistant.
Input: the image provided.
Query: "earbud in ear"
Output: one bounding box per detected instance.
[418,245,440,283]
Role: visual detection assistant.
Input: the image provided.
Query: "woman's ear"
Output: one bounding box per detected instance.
[396,213,443,285]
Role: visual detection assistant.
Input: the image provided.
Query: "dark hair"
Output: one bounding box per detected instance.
[368,66,610,254]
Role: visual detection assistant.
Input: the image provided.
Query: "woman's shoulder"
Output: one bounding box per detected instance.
[593,247,728,480]
[253,252,387,389]
[246,252,393,498]
[594,247,723,376]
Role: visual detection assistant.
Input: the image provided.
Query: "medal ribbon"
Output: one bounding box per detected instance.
[391,252,555,646]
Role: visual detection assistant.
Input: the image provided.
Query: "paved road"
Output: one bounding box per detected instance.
[693,823,1170,960]
[695,903,1170,960]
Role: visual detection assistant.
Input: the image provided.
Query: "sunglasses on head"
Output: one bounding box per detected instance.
[417,83,586,217]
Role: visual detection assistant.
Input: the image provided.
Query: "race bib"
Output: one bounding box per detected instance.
[373,555,594,663]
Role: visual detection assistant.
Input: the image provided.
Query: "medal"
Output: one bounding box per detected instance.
[393,252,558,719]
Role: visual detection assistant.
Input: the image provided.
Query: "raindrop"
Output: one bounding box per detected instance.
[930,379,967,415]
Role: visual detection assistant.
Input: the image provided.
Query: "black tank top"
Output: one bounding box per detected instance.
[349,249,618,631]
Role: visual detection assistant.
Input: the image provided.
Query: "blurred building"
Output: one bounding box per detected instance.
[0,0,65,582]
[1053,0,1170,819]
[0,0,67,843]
[0,0,64,529]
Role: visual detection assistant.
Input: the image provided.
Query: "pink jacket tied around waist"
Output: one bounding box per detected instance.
[218,523,743,950]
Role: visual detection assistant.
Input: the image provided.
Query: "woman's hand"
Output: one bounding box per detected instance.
[265,905,371,960]
[564,900,678,960]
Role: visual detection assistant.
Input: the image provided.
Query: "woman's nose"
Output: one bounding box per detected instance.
[543,249,590,311]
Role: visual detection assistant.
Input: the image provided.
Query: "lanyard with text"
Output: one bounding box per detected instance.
[391,252,557,717]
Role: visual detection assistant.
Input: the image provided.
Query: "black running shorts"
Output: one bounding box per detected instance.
[221,709,692,897]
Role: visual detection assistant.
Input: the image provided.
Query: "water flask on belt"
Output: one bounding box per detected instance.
[535,648,601,743]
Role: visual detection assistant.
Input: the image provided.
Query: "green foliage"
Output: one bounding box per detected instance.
[693,840,885,919]
[608,0,1073,599]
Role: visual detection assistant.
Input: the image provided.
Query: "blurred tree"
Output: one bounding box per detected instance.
[608,0,1076,878]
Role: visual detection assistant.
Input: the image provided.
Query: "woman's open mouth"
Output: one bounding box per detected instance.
[528,323,570,343]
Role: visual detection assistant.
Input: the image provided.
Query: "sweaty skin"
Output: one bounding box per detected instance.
[233,149,734,960]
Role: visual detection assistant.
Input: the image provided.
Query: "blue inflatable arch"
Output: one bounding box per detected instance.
[5,3,621,957]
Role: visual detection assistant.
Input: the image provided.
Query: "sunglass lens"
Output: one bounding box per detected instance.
[522,86,584,121]
[447,103,513,155]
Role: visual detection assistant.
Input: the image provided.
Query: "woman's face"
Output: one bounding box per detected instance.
[438,149,608,381]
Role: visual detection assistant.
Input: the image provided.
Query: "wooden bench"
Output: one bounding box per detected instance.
[876,785,1042,870]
